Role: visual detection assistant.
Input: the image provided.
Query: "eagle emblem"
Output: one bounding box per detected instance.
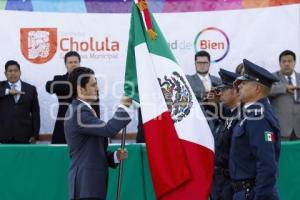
[158,72,193,123]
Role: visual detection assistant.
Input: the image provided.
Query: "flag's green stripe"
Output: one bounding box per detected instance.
[124,2,178,102]
[131,3,177,63]
[124,3,142,103]
[0,1,7,10]
[144,11,177,64]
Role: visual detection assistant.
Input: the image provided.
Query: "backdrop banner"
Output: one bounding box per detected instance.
[0,4,299,133]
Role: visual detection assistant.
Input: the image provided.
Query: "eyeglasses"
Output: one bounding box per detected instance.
[195,61,209,65]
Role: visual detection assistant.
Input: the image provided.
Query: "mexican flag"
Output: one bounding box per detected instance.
[124,1,214,199]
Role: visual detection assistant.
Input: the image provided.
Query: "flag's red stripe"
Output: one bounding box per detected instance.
[144,111,191,197]
[143,9,153,30]
[144,111,214,199]
[160,140,214,200]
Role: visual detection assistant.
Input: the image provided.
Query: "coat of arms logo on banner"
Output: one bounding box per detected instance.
[20,28,57,64]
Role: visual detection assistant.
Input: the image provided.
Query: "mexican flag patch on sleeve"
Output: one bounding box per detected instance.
[264,131,276,142]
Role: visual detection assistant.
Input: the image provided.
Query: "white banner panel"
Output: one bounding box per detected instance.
[0,4,299,134]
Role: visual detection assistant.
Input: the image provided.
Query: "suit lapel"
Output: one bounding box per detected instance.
[278,71,300,85]
[278,71,288,84]
[16,81,25,104]
[4,81,17,104]
[295,72,300,87]
[210,75,218,87]
[5,81,10,89]
[74,99,97,117]
[192,74,205,91]
[73,98,82,107]
[62,73,68,81]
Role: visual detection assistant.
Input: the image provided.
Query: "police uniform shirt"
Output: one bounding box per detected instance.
[214,105,240,167]
[229,98,281,198]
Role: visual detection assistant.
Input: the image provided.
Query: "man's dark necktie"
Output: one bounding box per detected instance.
[288,76,293,85]
[11,84,19,103]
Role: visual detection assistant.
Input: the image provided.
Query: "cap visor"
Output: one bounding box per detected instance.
[217,84,227,89]
[234,76,248,86]
[236,76,250,81]
[217,84,232,90]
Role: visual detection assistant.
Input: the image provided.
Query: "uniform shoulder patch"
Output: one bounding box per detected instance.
[264,131,276,142]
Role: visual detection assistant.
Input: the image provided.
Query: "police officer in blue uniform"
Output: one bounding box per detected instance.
[211,69,241,200]
[230,59,281,200]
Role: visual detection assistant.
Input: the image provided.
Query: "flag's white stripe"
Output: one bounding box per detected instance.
[135,44,169,122]
[135,43,214,151]
[134,0,148,31]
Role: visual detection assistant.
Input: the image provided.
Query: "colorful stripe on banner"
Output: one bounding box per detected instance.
[162,0,243,12]
[1,0,300,13]
[5,0,33,11]
[243,0,300,8]
[84,0,132,13]
[31,0,86,13]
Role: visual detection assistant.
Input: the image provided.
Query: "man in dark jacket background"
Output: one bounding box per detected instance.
[0,60,40,143]
[46,51,100,144]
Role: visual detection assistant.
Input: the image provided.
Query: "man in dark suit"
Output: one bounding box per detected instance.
[0,60,40,144]
[46,51,100,144]
[64,67,131,200]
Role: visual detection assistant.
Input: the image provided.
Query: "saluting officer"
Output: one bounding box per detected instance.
[230,59,281,200]
[211,69,241,200]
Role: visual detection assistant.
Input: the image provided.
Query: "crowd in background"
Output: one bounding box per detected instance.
[0,49,299,200]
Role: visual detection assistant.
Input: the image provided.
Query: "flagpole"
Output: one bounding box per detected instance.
[116,127,127,200]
